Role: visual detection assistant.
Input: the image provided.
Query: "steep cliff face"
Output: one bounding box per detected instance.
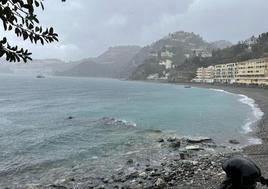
[59,46,141,78]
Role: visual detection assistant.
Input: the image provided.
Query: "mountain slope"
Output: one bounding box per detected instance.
[59,46,141,78]
[130,31,217,80]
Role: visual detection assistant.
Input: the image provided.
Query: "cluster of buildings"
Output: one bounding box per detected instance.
[192,57,268,86]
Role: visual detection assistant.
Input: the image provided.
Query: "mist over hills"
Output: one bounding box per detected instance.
[0,59,75,75]
[59,31,232,79]
[0,31,236,80]
[58,46,141,78]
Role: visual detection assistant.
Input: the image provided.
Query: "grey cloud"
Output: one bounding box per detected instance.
[1,0,267,61]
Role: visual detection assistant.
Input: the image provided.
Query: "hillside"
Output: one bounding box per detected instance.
[210,40,232,49]
[130,31,219,80]
[169,32,268,82]
[59,46,141,78]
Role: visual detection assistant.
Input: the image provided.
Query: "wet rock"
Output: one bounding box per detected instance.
[170,142,181,148]
[179,152,190,160]
[155,178,166,188]
[145,167,153,172]
[49,185,68,189]
[70,178,75,181]
[167,137,177,142]
[96,185,105,189]
[135,162,140,167]
[126,159,134,165]
[229,139,240,144]
[126,171,139,179]
[150,171,161,177]
[139,172,147,178]
[66,116,73,120]
[102,178,109,183]
[168,139,181,148]
[187,137,212,144]
[185,145,203,151]
[157,138,164,143]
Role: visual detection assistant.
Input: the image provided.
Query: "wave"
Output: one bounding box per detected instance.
[238,94,264,121]
[209,88,264,145]
[237,94,264,143]
[247,137,262,145]
[209,88,233,95]
[98,117,137,128]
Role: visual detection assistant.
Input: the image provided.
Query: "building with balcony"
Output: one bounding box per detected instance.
[192,57,268,86]
[214,63,237,84]
[235,58,268,85]
[192,66,214,83]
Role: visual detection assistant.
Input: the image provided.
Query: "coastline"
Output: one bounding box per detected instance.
[2,77,268,189]
[185,83,268,179]
[46,82,268,189]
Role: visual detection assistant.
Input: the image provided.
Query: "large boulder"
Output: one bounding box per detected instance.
[186,137,212,144]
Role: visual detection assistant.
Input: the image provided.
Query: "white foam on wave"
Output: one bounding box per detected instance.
[238,94,264,121]
[247,137,262,145]
[209,88,264,145]
[209,88,233,95]
[118,119,137,127]
[238,94,264,136]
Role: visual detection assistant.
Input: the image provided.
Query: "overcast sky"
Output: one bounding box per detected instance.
[2,0,268,61]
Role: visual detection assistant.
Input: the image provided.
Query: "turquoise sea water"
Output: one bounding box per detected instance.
[0,75,262,186]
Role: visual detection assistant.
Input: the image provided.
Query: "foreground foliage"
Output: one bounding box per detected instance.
[0,0,65,62]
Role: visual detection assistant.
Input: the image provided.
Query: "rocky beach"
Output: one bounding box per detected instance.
[189,83,268,189]
[20,136,243,189]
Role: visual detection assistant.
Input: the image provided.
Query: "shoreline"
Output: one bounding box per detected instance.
[2,77,268,189]
[183,83,268,179]
[208,87,263,146]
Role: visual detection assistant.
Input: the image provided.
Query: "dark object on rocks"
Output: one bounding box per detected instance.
[229,139,240,144]
[169,141,181,148]
[157,138,164,143]
[179,152,190,160]
[70,178,75,181]
[126,171,139,179]
[49,185,67,189]
[127,159,134,164]
[218,157,262,189]
[167,137,181,148]
[167,137,177,142]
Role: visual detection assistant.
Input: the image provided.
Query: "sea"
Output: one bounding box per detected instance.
[0,75,263,187]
